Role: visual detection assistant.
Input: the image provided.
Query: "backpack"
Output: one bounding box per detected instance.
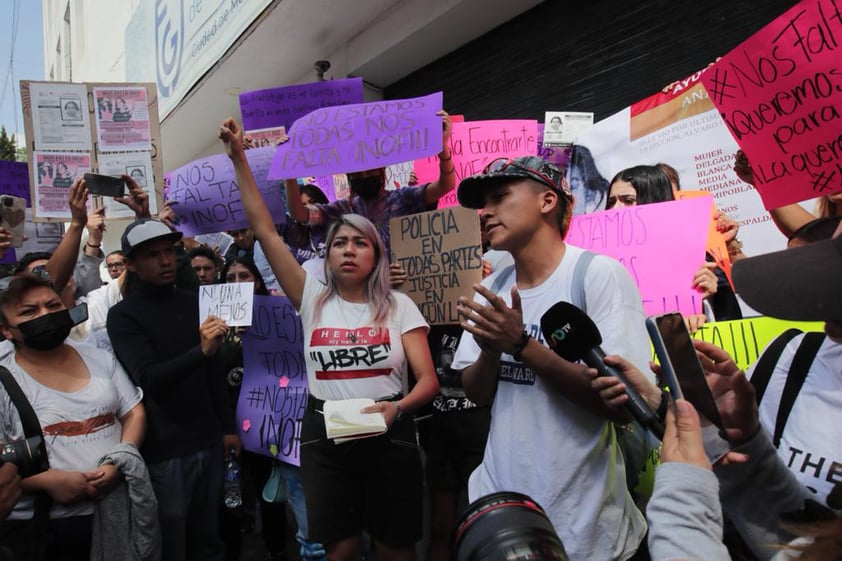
[490,251,650,488]
[748,329,826,448]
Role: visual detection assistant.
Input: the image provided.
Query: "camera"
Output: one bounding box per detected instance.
[454,492,568,561]
[1,196,13,207]
[0,435,49,478]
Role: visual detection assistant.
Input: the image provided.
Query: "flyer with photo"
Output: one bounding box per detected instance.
[93,86,152,152]
[244,126,287,148]
[97,151,157,219]
[543,111,594,147]
[32,151,91,218]
[30,82,92,151]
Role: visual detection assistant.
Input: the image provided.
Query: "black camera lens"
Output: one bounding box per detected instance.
[2,197,13,207]
[454,492,567,561]
[0,435,49,478]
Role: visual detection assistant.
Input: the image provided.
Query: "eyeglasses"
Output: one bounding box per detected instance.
[106,262,126,270]
[483,157,572,199]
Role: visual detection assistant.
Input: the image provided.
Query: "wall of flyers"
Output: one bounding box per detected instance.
[20,80,163,222]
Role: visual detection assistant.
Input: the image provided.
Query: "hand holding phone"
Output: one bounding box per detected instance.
[84,173,126,198]
[646,313,732,463]
[0,195,26,248]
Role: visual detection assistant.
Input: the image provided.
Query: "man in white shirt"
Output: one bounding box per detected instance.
[451,156,650,561]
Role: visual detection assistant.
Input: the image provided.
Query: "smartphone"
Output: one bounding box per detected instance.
[0,195,26,248]
[84,173,125,198]
[68,303,88,325]
[646,312,731,463]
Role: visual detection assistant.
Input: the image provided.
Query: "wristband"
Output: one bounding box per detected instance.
[512,330,531,362]
[86,242,101,249]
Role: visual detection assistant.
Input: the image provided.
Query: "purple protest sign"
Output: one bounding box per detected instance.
[0,160,31,206]
[237,296,309,466]
[565,197,712,316]
[268,92,444,180]
[164,146,286,237]
[239,78,365,132]
[536,124,572,168]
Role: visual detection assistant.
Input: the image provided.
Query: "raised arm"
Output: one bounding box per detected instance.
[46,179,88,294]
[218,118,306,308]
[422,110,456,207]
[284,179,311,224]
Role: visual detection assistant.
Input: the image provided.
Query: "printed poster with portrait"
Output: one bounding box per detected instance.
[29,82,92,151]
[93,87,153,152]
[96,152,157,219]
[32,151,91,218]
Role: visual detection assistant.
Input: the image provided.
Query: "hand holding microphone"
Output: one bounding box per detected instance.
[540,302,664,440]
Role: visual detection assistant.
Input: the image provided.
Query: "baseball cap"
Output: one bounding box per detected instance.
[732,226,842,321]
[457,156,573,209]
[121,218,182,255]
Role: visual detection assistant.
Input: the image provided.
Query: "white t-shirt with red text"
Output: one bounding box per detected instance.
[298,274,428,401]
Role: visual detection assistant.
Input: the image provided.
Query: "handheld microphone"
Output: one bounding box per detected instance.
[539,301,664,440]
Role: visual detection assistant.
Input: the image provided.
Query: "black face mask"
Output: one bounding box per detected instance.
[349,176,383,200]
[16,305,86,351]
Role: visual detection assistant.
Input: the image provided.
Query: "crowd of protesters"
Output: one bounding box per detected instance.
[0,97,839,561]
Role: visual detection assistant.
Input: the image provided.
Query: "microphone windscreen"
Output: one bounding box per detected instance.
[539,302,603,362]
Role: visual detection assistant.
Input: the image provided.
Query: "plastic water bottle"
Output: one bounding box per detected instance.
[223,447,242,509]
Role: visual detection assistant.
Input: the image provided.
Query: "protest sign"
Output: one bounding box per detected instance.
[676,189,733,285]
[690,317,823,371]
[268,92,443,180]
[245,126,287,148]
[414,120,539,208]
[164,146,286,237]
[536,124,572,168]
[543,111,594,146]
[0,160,31,206]
[93,87,153,152]
[385,160,415,190]
[239,78,364,132]
[97,152,156,220]
[566,197,712,316]
[32,152,91,219]
[238,296,308,465]
[29,82,91,151]
[1,208,65,265]
[701,0,842,209]
[198,282,254,327]
[575,68,786,258]
[389,207,482,324]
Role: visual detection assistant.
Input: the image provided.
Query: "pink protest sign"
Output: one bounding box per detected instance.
[701,0,842,209]
[414,120,539,208]
[164,146,286,237]
[267,92,443,180]
[238,296,308,466]
[565,197,713,316]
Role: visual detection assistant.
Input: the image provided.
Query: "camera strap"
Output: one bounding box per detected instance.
[0,367,42,441]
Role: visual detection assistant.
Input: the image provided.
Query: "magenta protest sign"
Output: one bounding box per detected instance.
[701,0,842,209]
[239,78,364,133]
[237,296,308,466]
[267,92,443,180]
[565,197,712,316]
[164,146,286,237]
[414,120,538,208]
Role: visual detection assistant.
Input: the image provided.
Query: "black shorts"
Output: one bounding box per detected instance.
[300,397,423,547]
[418,406,490,492]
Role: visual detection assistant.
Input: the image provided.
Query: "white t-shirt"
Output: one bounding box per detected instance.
[0,340,142,519]
[747,334,842,509]
[452,245,650,561]
[298,274,428,401]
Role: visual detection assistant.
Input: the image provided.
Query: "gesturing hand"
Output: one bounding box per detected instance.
[457,284,524,358]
